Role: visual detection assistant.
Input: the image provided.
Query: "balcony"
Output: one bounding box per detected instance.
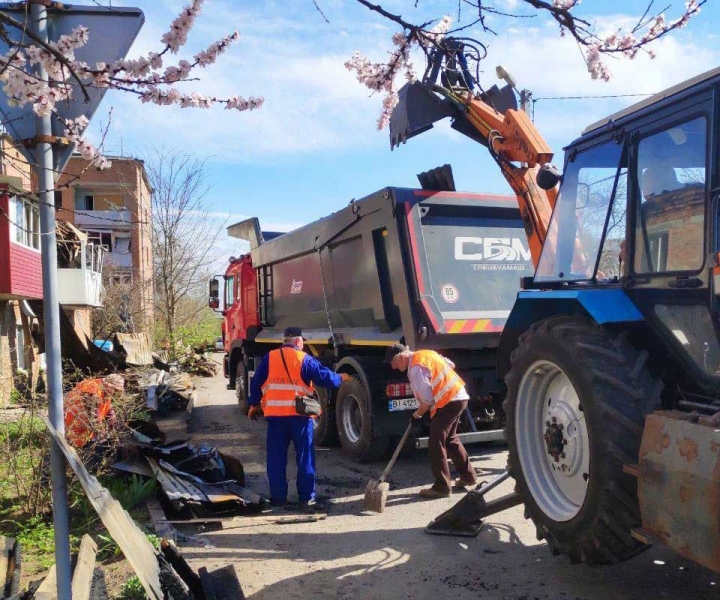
[105,251,133,268]
[74,208,131,228]
[58,242,105,308]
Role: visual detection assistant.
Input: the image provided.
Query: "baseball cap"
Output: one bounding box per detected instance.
[384,342,408,364]
[283,326,303,338]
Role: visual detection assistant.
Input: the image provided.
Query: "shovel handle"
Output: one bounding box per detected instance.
[379,420,414,484]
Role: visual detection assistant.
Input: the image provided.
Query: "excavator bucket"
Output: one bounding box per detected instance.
[389,81,457,149]
[390,81,520,150]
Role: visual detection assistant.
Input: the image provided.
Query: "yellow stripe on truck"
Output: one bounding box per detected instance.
[472,319,490,333]
[448,320,466,334]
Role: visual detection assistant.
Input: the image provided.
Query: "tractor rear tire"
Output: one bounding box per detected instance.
[504,316,661,565]
[315,387,339,446]
[336,377,389,462]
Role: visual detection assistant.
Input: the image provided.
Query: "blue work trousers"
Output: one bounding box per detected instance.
[266,416,315,504]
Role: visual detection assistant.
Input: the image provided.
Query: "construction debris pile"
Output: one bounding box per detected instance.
[117,435,268,519]
[174,346,220,377]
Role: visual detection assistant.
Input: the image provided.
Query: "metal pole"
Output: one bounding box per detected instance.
[29,3,73,599]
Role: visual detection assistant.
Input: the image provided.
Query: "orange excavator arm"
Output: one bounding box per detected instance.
[389,44,559,268]
[463,96,557,267]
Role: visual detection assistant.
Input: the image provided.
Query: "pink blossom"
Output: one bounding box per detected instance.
[346,15,451,129]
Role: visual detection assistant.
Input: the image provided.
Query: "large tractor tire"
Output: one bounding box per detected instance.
[504,316,661,565]
[236,362,249,415]
[336,377,389,462]
[315,387,339,446]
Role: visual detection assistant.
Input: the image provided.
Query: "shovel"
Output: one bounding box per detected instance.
[363,420,414,513]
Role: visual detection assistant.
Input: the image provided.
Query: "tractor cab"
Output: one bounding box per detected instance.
[525,70,719,398]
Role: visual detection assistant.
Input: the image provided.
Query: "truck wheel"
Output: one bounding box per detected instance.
[504,316,661,565]
[315,387,339,446]
[336,378,389,462]
[236,362,249,415]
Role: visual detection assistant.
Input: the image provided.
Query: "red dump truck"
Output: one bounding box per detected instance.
[209,182,533,460]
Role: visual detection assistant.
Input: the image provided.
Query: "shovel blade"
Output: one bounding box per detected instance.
[363,480,389,513]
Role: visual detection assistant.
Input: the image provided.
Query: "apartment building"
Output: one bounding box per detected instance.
[0,134,41,404]
[56,155,154,332]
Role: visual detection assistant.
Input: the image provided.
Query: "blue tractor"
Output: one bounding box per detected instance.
[391,41,720,571]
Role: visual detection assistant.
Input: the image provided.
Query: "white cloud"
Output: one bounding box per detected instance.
[89,3,720,166]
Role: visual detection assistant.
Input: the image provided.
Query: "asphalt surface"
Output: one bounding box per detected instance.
[177,363,719,600]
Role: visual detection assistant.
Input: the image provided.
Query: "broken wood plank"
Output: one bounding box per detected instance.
[115,332,153,366]
[1,536,14,596]
[33,564,57,600]
[6,539,20,598]
[146,498,177,544]
[44,418,165,600]
[70,535,97,600]
[165,513,327,526]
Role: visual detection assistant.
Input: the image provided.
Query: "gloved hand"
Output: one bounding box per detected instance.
[248,405,262,421]
[339,372,352,383]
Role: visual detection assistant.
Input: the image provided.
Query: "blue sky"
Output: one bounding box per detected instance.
[81,0,720,258]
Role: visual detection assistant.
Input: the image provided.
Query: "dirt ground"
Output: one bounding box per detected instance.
[175,363,719,600]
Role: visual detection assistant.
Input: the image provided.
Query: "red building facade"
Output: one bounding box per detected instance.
[0,183,42,300]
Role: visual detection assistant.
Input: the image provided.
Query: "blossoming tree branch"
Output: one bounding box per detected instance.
[343,0,705,129]
[0,0,263,171]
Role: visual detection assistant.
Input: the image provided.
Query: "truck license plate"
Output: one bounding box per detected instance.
[388,398,419,412]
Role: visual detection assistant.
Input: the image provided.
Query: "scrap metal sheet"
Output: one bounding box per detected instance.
[638,410,720,573]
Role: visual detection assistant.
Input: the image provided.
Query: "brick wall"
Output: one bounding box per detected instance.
[65,308,92,347]
[637,186,705,272]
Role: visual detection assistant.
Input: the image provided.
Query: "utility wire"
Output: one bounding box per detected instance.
[531,91,655,121]
[533,92,655,101]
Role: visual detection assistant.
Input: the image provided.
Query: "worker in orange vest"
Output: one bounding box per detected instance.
[386,343,477,499]
[64,373,123,448]
[248,326,351,507]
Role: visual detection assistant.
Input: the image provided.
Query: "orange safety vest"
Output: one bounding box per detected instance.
[261,347,316,417]
[64,379,113,448]
[410,350,465,418]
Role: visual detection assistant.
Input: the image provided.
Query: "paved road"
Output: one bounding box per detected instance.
[178,363,719,599]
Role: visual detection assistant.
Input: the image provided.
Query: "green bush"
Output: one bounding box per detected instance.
[156,304,221,357]
[119,575,148,600]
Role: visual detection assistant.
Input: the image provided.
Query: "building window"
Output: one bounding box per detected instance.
[109,273,133,286]
[12,196,40,250]
[54,190,63,210]
[75,194,94,210]
[86,231,113,252]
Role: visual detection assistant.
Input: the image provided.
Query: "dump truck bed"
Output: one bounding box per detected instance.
[249,187,533,351]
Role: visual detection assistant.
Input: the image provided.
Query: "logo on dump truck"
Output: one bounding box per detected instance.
[454,237,531,271]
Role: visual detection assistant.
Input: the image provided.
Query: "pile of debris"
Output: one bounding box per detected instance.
[116,434,268,520]
[126,369,196,416]
[40,420,247,600]
[175,346,219,377]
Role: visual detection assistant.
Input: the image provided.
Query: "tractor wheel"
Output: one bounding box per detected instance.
[315,387,339,446]
[504,315,661,565]
[336,377,389,462]
[236,362,249,415]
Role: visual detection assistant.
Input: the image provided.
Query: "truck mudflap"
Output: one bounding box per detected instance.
[629,410,720,573]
